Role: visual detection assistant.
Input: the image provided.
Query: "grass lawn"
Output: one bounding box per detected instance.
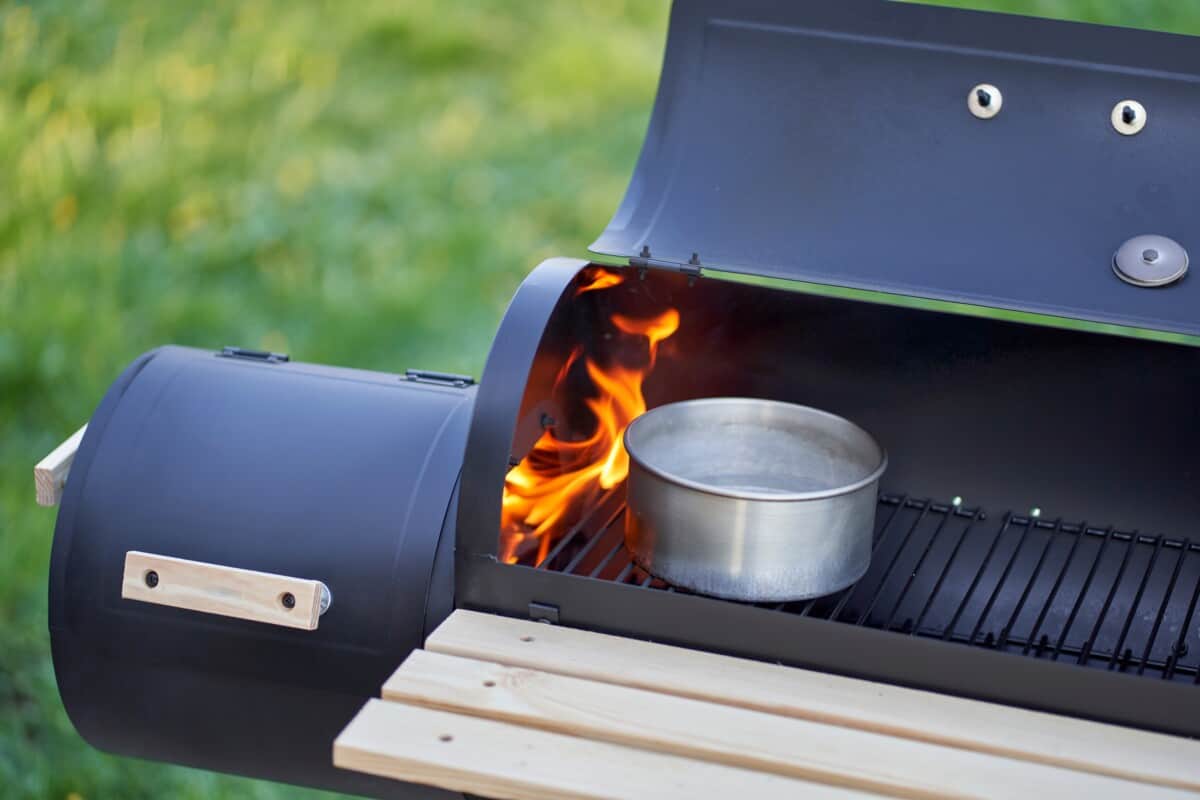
[2,1,1197,797]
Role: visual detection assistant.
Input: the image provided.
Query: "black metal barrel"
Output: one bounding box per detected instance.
[48,345,472,798]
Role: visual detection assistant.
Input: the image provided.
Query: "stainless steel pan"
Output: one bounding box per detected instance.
[623,398,887,602]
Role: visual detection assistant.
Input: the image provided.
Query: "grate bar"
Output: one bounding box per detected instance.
[536,490,623,570]
[1108,535,1165,671]
[1078,530,1138,666]
[944,513,1012,642]
[827,496,909,622]
[997,519,1061,651]
[884,510,954,631]
[969,517,1036,646]
[912,510,983,633]
[560,502,625,575]
[1168,565,1200,680]
[1051,526,1114,661]
[588,534,627,579]
[528,495,1200,685]
[1023,520,1086,657]
[1137,542,1188,676]
[856,500,933,625]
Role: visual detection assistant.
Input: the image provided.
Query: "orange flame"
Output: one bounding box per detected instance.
[499,271,680,565]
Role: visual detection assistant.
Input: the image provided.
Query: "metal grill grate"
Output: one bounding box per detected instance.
[528,493,1200,683]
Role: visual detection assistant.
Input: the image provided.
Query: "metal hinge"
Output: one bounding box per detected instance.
[404,369,476,389]
[219,346,290,364]
[628,246,702,279]
[528,602,560,624]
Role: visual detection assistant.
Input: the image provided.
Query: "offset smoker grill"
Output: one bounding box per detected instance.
[42,1,1200,797]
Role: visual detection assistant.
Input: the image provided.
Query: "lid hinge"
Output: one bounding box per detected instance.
[404,369,476,389]
[629,247,703,279]
[219,346,290,364]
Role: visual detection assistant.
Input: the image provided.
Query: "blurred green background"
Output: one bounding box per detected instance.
[2,1,1197,798]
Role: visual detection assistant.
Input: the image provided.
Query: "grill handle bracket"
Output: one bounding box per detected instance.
[121,551,332,631]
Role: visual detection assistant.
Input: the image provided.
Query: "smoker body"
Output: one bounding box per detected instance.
[42,0,1200,796]
[48,346,471,797]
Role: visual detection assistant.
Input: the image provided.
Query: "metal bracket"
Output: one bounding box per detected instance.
[528,601,560,624]
[219,346,290,364]
[405,369,476,389]
[629,247,703,279]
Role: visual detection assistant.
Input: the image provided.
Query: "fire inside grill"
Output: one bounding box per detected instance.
[499,268,680,564]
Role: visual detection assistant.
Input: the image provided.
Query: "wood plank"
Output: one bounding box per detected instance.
[427,610,1200,792]
[334,699,869,800]
[121,551,329,630]
[34,424,87,506]
[384,650,1186,800]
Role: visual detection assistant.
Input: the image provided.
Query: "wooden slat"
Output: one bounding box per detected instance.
[334,699,867,800]
[383,650,1185,800]
[427,610,1200,792]
[34,424,87,506]
[121,551,328,630]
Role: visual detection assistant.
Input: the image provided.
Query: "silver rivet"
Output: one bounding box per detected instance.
[1112,100,1147,136]
[969,84,1003,120]
[952,496,963,508]
[1114,235,1189,288]
[1030,508,1042,519]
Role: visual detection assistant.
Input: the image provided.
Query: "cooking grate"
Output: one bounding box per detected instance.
[529,493,1200,684]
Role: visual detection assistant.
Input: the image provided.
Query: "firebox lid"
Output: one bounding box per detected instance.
[590,0,1200,337]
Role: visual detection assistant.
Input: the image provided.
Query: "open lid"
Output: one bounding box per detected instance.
[592,0,1200,337]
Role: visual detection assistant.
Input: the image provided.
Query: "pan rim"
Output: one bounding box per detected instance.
[623,397,888,503]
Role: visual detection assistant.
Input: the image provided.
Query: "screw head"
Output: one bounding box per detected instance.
[1114,235,1189,288]
[281,592,296,609]
[144,570,159,588]
[968,83,1003,120]
[1112,100,1147,136]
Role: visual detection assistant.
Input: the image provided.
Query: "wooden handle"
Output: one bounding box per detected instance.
[35,424,87,507]
[121,551,331,630]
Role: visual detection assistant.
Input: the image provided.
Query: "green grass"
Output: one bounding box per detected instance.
[2,1,1196,797]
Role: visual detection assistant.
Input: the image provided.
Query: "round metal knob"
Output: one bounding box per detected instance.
[1113,235,1188,287]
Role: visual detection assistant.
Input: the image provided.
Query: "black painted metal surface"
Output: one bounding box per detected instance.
[49,346,472,798]
[593,0,1200,335]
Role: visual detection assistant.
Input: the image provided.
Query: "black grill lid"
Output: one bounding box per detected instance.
[591,0,1200,337]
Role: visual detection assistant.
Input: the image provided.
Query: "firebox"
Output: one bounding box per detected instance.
[41,0,1200,797]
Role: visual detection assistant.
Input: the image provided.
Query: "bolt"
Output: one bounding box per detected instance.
[1030,507,1042,519]
[281,592,296,609]
[1122,105,1138,125]
[1143,249,1160,264]
[952,496,963,508]
[976,89,992,108]
[144,570,159,588]
[539,413,555,429]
